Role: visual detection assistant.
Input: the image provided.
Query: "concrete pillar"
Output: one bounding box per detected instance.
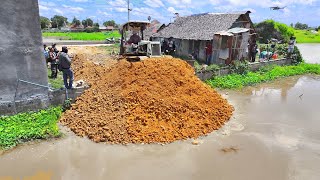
[0,0,48,114]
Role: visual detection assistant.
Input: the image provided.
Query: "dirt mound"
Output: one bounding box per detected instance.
[61,57,234,144]
[72,53,108,85]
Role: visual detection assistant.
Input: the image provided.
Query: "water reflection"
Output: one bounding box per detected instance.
[296,44,320,64]
[241,76,300,104]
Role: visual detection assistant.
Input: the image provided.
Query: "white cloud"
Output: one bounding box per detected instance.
[144,0,165,8]
[167,0,192,8]
[222,0,317,7]
[282,7,292,17]
[39,1,56,7]
[98,10,111,17]
[108,0,127,7]
[62,5,85,13]
[39,5,49,11]
[167,6,192,16]
[53,9,64,15]
[209,0,221,5]
[243,8,256,13]
[114,7,128,12]
[167,7,176,14]
[131,7,166,21]
[71,0,89,2]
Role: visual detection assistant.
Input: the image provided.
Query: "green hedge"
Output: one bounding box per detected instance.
[0,107,62,149]
[207,63,320,89]
[255,20,294,43]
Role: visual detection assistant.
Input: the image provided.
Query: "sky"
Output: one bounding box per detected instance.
[39,0,320,26]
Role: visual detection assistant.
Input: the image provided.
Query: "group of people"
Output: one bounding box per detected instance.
[248,42,279,62]
[247,36,296,63]
[43,44,74,89]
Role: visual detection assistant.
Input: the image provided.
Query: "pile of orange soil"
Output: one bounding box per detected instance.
[61,57,234,144]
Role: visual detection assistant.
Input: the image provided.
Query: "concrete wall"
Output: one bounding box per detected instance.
[0,87,88,116]
[0,0,48,113]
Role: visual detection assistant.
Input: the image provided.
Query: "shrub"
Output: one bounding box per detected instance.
[207,63,320,89]
[255,20,294,43]
[229,60,249,75]
[0,107,62,149]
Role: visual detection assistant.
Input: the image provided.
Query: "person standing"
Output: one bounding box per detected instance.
[167,37,176,56]
[250,40,258,62]
[205,41,213,65]
[43,44,49,60]
[52,43,59,54]
[287,36,296,58]
[59,46,74,89]
[49,47,58,79]
[43,44,50,68]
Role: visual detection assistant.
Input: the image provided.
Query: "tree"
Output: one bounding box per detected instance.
[51,15,68,29]
[82,18,93,28]
[40,16,50,29]
[294,22,309,30]
[103,20,116,27]
[72,17,81,26]
[93,23,100,28]
[255,20,294,43]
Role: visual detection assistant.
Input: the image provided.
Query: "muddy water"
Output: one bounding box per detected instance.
[1,76,320,180]
[296,44,320,64]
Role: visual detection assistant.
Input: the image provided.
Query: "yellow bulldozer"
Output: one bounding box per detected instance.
[119,21,162,61]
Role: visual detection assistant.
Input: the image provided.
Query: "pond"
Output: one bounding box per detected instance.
[296,43,320,64]
[0,75,320,180]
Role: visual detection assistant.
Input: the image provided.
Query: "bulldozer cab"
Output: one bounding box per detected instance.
[119,21,161,61]
[120,21,150,55]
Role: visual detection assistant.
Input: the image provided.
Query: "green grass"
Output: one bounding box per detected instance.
[0,107,62,149]
[48,71,64,89]
[294,29,320,43]
[207,63,320,89]
[98,43,120,54]
[42,31,121,41]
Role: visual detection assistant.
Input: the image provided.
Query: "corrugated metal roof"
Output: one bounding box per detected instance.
[227,27,249,34]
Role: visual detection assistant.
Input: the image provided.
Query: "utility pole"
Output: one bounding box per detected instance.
[127,0,132,22]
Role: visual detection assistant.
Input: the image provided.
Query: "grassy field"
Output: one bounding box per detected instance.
[48,70,64,89]
[98,44,120,54]
[294,29,320,43]
[207,63,320,89]
[0,107,62,149]
[42,31,121,41]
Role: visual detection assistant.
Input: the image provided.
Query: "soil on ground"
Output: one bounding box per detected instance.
[60,48,234,144]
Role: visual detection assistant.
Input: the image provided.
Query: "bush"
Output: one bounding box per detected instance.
[194,61,220,73]
[0,107,62,149]
[229,60,249,75]
[256,20,294,43]
[292,46,303,64]
[207,63,320,89]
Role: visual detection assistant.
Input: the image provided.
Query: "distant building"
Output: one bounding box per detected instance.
[100,26,118,32]
[144,22,166,40]
[153,11,257,65]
